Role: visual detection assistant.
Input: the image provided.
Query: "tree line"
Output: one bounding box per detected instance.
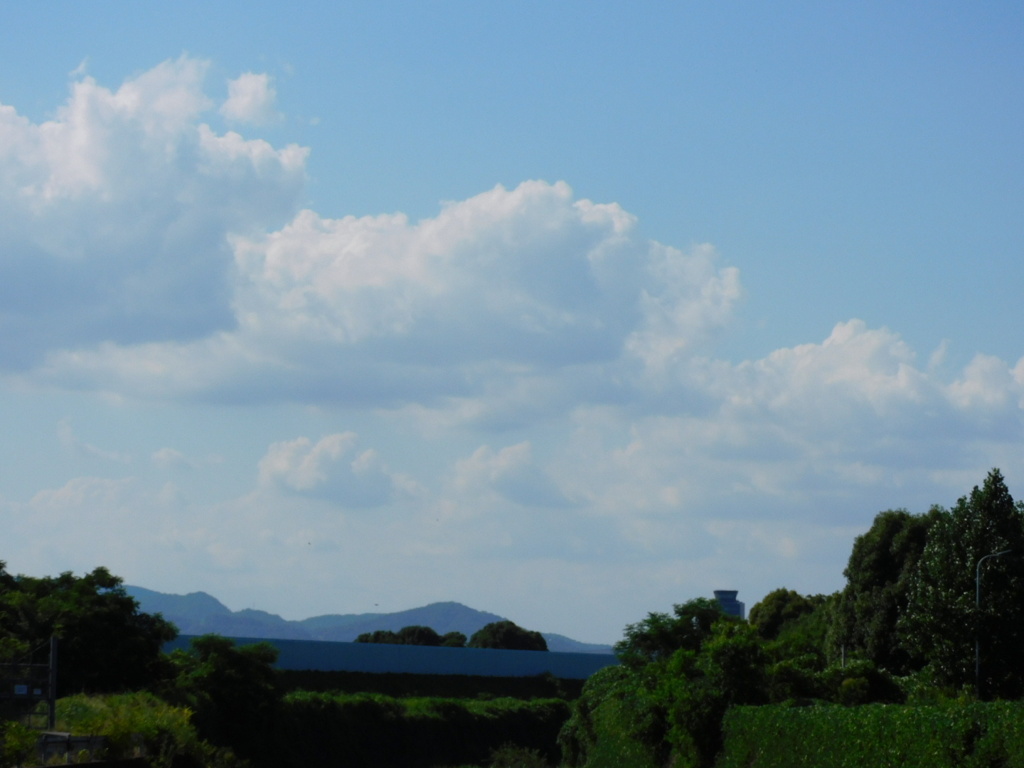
[561,468,1024,767]
[355,620,548,651]
[4,467,1023,767]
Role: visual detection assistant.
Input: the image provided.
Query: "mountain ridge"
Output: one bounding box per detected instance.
[125,586,615,654]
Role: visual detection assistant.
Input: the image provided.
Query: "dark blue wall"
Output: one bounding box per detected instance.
[166,635,618,679]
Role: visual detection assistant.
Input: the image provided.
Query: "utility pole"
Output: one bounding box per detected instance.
[975,549,1011,699]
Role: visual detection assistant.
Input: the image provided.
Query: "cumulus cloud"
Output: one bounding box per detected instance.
[220,72,279,124]
[257,433,408,507]
[6,59,1024,640]
[0,56,307,368]
[26,178,741,416]
[454,442,573,508]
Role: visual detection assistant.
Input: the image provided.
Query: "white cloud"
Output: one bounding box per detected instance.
[453,442,573,508]
[25,179,739,416]
[57,419,132,463]
[0,56,307,368]
[220,72,279,124]
[5,57,1024,643]
[257,433,409,507]
[152,447,198,471]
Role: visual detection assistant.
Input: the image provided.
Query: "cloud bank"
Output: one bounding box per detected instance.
[2,57,1024,641]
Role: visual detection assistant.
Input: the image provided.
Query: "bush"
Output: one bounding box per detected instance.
[271,691,568,768]
[718,700,1024,768]
[55,692,241,768]
[0,721,36,768]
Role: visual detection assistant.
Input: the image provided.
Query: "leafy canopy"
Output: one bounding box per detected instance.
[900,468,1024,698]
[614,597,728,669]
[468,620,547,651]
[0,563,176,694]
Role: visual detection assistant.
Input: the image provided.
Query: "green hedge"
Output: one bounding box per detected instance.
[718,701,1024,768]
[277,669,584,700]
[55,692,241,768]
[267,692,570,768]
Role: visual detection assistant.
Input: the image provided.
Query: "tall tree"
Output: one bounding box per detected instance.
[900,469,1024,698]
[829,508,937,674]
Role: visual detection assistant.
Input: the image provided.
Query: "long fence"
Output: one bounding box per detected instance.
[165,635,618,679]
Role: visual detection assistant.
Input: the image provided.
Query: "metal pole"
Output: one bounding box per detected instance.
[975,549,1011,699]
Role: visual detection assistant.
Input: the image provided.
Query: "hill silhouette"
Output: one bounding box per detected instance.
[125,586,613,654]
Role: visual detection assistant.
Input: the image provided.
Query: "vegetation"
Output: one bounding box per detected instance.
[4,467,1024,768]
[0,563,176,693]
[470,620,549,651]
[355,624,468,647]
[901,468,1024,698]
[718,701,1024,768]
[272,691,567,768]
[563,468,1024,767]
[55,692,241,768]
[278,668,583,700]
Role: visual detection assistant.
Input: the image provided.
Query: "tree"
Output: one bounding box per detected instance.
[396,625,442,646]
[900,469,1024,698]
[468,620,547,651]
[829,508,937,674]
[355,629,400,644]
[613,598,728,669]
[441,631,466,648]
[659,621,769,768]
[0,564,177,694]
[164,635,281,757]
[355,625,445,646]
[749,589,816,641]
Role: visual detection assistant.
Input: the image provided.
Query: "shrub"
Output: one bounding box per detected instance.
[0,721,36,768]
[55,692,241,768]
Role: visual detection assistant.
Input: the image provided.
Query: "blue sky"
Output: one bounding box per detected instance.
[0,2,1022,642]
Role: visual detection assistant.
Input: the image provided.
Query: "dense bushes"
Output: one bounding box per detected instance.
[52,689,567,768]
[718,701,1024,768]
[278,668,583,700]
[272,692,569,768]
[55,692,241,768]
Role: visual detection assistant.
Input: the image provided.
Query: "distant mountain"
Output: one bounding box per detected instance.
[125,586,614,654]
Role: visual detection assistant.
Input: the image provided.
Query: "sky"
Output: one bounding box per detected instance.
[1,2,1022,643]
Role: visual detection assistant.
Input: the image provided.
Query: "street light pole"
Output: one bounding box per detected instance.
[975,549,1012,699]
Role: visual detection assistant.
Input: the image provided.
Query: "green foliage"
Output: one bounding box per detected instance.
[0,563,177,694]
[718,700,1024,768]
[163,634,282,758]
[469,621,548,651]
[275,691,568,768]
[658,621,769,768]
[558,666,666,768]
[749,588,817,640]
[277,668,583,700]
[613,597,728,669]
[486,742,551,768]
[813,659,904,706]
[0,721,36,768]
[900,469,1024,698]
[55,691,242,768]
[442,630,468,647]
[355,624,454,646]
[355,629,401,644]
[753,589,833,674]
[829,508,936,675]
[563,618,770,768]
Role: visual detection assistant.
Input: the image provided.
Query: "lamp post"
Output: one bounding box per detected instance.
[975,548,1012,699]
